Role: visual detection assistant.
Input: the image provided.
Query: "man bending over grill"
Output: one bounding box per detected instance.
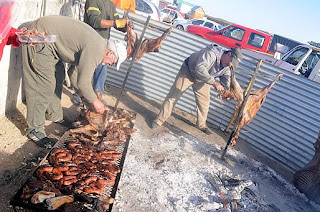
[22,15,126,148]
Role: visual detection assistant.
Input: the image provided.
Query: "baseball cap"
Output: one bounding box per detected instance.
[108,39,127,70]
[230,47,243,69]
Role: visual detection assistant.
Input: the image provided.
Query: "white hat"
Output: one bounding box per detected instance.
[108,39,127,70]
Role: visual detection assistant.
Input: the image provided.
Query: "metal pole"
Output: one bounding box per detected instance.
[221,59,263,159]
[114,16,151,109]
[42,0,47,17]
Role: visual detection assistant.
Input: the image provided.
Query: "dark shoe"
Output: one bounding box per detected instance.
[27,130,56,148]
[72,93,82,106]
[199,127,213,135]
[151,120,160,129]
[54,118,73,128]
[35,137,56,149]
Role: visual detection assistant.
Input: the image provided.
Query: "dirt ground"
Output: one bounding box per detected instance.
[0,85,318,211]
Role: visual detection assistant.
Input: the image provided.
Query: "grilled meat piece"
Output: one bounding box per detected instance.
[31,191,56,204]
[46,195,74,210]
[126,22,172,61]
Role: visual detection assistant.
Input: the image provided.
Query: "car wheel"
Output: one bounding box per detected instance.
[176,25,184,30]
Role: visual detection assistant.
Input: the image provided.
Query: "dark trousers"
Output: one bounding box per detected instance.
[22,44,64,135]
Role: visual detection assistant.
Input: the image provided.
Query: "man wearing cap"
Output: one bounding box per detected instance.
[152,44,242,135]
[22,15,127,147]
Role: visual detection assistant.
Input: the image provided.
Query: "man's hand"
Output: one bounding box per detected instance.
[92,99,105,114]
[114,18,127,28]
[212,81,225,92]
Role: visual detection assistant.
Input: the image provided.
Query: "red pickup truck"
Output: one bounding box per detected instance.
[187,24,274,55]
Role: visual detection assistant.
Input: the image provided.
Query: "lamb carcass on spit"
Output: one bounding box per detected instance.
[126,21,172,61]
[220,70,284,146]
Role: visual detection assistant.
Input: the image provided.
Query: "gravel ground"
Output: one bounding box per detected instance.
[0,85,319,212]
[113,128,320,212]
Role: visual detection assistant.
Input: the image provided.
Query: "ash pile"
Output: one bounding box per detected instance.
[207,172,279,212]
[113,131,320,212]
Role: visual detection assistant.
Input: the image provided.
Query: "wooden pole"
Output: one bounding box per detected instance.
[114,16,151,109]
[221,59,263,159]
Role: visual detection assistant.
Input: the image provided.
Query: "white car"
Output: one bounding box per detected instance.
[135,0,162,22]
[160,8,184,23]
[173,18,222,31]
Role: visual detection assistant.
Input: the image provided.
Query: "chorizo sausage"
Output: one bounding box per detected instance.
[84,182,104,195]
[102,172,116,181]
[84,176,98,185]
[46,168,63,181]
[36,165,53,180]
[49,148,72,164]
[107,164,121,174]
[62,176,78,185]
[55,152,72,163]
[54,165,69,172]
[97,179,114,187]
[64,167,80,176]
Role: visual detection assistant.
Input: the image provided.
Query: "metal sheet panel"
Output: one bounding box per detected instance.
[106,12,319,172]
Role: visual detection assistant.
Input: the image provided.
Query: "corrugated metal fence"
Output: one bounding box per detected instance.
[107,12,320,173]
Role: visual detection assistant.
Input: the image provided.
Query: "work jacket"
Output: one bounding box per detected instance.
[186,44,231,89]
[29,15,106,103]
[84,0,119,39]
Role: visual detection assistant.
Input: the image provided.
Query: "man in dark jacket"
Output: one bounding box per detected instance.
[152,45,242,135]
[84,0,127,100]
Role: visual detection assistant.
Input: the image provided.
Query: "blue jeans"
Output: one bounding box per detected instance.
[93,63,108,94]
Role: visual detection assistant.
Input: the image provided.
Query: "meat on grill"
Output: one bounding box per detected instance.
[125,21,172,61]
[221,71,283,146]
[20,107,137,211]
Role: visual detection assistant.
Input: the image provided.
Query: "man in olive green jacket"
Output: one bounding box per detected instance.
[22,15,126,148]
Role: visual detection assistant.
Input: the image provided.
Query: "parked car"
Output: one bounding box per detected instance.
[187,24,273,53]
[160,7,185,23]
[243,44,320,82]
[135,0,162,22]
[172,18,222,31]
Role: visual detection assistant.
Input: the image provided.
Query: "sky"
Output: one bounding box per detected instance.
[185,0,319,44]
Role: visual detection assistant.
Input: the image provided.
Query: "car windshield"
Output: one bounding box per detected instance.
[284,47,309,66]
[216,24,230,32]
[217,25,223,30]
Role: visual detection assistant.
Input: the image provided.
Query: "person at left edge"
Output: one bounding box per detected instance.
[21,15,126,147]
[84,0,127,100]
[0,27,20,61]
[0,0,20,61]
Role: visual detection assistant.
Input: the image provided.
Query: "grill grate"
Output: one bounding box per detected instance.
[10,108,136,211]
